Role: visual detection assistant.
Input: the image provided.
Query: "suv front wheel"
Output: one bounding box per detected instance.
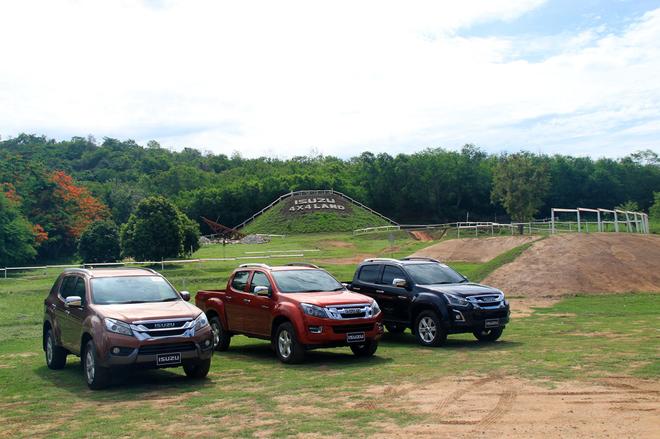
[210,316,231,351]
[414,310,447,347]
[183,359,211,379]
[274,322,305,364]
[83,339,111,390]
[350,340,378,357]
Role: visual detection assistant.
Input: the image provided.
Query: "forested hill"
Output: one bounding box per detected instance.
[1,134,658,261]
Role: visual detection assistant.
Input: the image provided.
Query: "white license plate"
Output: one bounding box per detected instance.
[157,352,181,365]
[485,319,500,328]
[346,332,366,343]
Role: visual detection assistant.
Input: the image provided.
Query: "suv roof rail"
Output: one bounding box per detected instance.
[362,257,400,263]
[238,263,271,269]
[284,263,319,269]
[401,257,441,263]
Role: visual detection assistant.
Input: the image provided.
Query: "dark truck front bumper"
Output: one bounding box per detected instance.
[446,304,510,334]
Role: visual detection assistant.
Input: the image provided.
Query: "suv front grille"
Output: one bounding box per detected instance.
[138,342,196,355]
[332,323,375,334]
[131,319,194,339]
[466,294,504,308]
[326,304,375,320]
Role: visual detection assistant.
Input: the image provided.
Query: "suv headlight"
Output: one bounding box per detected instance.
[301,303,328,318]
[371,300,381,316]
[194,313,209,331]
[104,318,133,336]
[444,293,469,307]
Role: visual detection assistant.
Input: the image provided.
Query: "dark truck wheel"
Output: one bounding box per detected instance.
[83,340,111,390]
[210,316,231,351]
[473,327,504,342]
[385,323,406,334]
[183,358,211,379]
[350,339,378,357]
[414,310,447,347]
[274,322,305,364]
[45,328,67,370]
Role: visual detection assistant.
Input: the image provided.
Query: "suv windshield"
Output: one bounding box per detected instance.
[272,269,343,293]
[91,276,180,304]
[405,263,466,285]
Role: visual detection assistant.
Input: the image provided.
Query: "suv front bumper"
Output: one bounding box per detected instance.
[298,314,384,348]
[99,325,214,368]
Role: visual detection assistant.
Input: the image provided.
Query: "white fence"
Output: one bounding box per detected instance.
[550,208,649,234]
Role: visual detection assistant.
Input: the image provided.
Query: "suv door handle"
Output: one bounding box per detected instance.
[376,290,385,293]
[242,298,251,303]
[261,305,269,309]
[225,296,232,300]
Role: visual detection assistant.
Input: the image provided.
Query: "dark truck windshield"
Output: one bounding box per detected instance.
[405,263,466,285]
[272,269,343,293]
[91,276,180,304]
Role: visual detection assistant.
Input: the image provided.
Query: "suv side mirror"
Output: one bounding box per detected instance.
[254,286,271,297]
[180,291,191,301]
[392,278,407,288]
[65,296,82,308]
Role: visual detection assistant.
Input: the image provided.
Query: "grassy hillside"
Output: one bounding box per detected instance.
[242,197,390,234]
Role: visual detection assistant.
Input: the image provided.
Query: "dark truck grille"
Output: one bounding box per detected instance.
[332,323,374,334]
[138,342,196,355]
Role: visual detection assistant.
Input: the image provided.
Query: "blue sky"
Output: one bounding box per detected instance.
[0,0,659,158]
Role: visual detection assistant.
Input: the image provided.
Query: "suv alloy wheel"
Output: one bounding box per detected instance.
[414,310,447,347]
[44,329,67,370]
[83,340,111,390]
[210,316,231,351]
[473,327,504,342]
[350,339,378,357]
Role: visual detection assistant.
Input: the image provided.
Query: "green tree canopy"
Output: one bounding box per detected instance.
[0,192,37,266]
[120,196,197,261]
[491,152,551,221]
[78,220,121,263]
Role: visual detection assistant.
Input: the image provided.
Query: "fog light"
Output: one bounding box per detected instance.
[204,339,211,347]
[112,347,120,354]
[453,310,465,322]
[308,326,323,334]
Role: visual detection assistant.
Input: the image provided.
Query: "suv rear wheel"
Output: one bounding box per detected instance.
[210,316,231,351]
[83,339,111,390]
[350,339,378,357]
[414,310,447,347]
[473,327,504,342]
[183,359,211,379]
[274,322,305,364]
[45,328,67,370]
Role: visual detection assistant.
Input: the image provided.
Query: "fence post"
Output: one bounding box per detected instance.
[161,259,164,271]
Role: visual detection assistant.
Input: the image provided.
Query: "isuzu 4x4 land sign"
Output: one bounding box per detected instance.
[43,268,214,389]
[348,258,510,346]
[196,263,384,363]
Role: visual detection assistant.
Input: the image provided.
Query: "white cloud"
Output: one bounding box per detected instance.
[0,0,658,158]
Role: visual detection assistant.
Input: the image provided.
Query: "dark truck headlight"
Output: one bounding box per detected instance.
[444,293,469,307]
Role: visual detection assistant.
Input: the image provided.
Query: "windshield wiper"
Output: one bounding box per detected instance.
[161,297,179,302]
[122,300,147,304]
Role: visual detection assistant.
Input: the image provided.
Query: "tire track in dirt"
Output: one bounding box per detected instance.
[476,389,517,428]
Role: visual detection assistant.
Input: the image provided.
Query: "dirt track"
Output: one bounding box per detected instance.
[367,375,660,438]
[410,235,540,262]
[484,233,660,297]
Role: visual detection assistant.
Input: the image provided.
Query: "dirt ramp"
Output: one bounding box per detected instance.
[410,235,540,263]
[484,233,660,297]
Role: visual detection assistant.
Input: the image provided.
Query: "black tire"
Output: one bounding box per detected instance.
[44,328,67,370]
[83,340,111,390]
[183,358,211,379]
[350,339,378,357]
[414,310,447,347]
[385,323,406,334]
[473,327,504,342]
[274,322,305,364]
[210,316,231,351]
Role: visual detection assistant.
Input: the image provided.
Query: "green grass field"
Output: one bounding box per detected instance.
[0,232,658,437]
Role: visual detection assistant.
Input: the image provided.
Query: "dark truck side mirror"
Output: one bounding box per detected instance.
[180,291,191,301]
[392,278,407,288]
[254,286,271,297]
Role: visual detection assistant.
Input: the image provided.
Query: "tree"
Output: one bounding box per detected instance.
[650,192,660,220]
[78,220,121,263]
[120,196,196,261]
[615,200,640,212]
[491,152,551,221]
[0,192,37,266]
[179,213,201,256]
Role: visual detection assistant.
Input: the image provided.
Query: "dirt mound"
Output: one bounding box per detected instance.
[484,233,660,297]
[410,231,433,241]
[410,235,540,263]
